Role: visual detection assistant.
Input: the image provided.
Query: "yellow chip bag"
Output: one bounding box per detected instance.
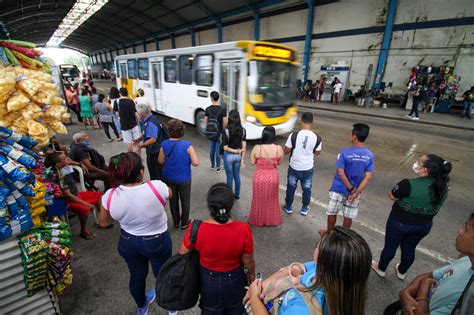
[27,119,48,137]
[7,91,30,111]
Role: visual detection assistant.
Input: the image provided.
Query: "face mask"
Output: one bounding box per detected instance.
[83,141,90,147]
[412,161,420,174]
[60,165,74,176]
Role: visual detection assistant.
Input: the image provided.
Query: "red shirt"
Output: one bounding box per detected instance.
[183,221,254,272]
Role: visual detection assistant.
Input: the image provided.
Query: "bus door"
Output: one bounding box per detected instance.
[119,62,128,88]
[151,62,163,112]
[219,60,242,114]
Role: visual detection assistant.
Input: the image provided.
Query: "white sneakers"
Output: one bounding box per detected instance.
[405,115,412,118]
[395,263,406,280]
[371,261,385,277]
[371,261,406,280]
[411,117,420,120]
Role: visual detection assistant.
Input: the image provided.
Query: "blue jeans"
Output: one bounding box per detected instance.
[112,113,121,132]
[224,152,241,198]
[285,166,314,210]
[118,229,172,307]
[209,140,221,168]
[409,98,421,117]
[463,100,472,118]
[199,266,246,315]
[378,216,432,274]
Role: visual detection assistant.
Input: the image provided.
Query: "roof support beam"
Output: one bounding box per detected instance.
[155,37,160,51]
[301,0,315,87]
[132,45,136,54]
[171,34,176,49]
[217,21,223,43]
[373,0,398,90]
[254,12,260,40]
[191,29,196,47]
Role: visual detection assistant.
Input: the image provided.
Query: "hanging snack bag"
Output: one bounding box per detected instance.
[0,126,37,148]
[6,91,30,111]
[0,142,37,168]
[0,154,35,184]
[0,70,16,103]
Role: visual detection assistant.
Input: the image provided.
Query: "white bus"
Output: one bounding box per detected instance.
[115,41,298,139]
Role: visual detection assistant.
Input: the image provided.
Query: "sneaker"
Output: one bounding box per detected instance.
[395,264,406,280]
[300,207,311,216]
[216,166,224,172]
[180,224,188,230]
[137,289,156,315]
[411,117,420,120]
[210,166,216,170]
[282,204,293,214]
[371,261,385,277]
[405,115,412,118]
[234,196,240,201]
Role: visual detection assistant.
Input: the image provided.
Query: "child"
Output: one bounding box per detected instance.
[319,123,374,236]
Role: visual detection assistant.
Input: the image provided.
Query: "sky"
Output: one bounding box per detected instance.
[38,47,88,69]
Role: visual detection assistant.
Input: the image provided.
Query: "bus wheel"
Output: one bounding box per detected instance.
[195,110,206,137]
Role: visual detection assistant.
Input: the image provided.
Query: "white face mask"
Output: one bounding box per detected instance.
[412,161,420,174]
[60,165,74,176]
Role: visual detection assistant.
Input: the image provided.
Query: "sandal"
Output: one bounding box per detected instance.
[80,232,96,240]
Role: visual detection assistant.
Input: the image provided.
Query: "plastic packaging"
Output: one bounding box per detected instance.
[0,154,35,184]
[0,126,38,148]
[0,142,37,168]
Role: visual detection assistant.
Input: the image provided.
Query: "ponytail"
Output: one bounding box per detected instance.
[207,183,234,224]
[424,154,452,205]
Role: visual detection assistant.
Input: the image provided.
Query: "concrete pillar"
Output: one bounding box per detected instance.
[155,37,160,51]
[217,21,223,43]
[143,41,147,52]
[301,0,315,88]
[253,12,260,41]
[99,53,105,69]
[373,0,398,90]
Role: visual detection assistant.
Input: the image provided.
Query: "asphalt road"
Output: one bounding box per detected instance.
[58,81,474,314]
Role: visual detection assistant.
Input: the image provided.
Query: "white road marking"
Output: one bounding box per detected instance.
[278,184,454,263]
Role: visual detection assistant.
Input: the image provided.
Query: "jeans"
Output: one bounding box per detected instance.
[224,152,241,199]
[285,167,314,209]
[462,100,472,118]
[112,114,121,132]
[166,180,191,227]
[209,140,221,168]
[118,229,172,308]
[378,216,432,274]
[146,152,162,180]
[409,98,421,117]
[199,266,246,315]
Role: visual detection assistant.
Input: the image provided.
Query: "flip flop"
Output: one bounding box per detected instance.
[80,232,96,240]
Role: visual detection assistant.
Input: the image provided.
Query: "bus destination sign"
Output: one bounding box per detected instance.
[253,45,293,60]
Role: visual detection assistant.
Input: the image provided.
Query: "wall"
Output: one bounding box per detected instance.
[93,0,473,93]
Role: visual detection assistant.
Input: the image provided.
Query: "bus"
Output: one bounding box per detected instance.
[115,41,298,139]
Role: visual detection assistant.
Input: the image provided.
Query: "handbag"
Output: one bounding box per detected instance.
[156,220,202,310]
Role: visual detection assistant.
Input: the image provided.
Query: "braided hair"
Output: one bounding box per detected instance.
[424,154,452,205]
[207,183,234,224]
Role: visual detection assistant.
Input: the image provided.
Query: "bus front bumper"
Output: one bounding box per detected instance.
[243,115,297,140]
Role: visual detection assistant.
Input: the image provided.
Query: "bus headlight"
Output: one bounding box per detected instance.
[246,115,257,123]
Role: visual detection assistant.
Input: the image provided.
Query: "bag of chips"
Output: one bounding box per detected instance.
[0,154,35,184]
[5,139,39,159]
[7,91,30,111]
[0,142,37,168]
[0,70,16,103]
[0,126,37,148]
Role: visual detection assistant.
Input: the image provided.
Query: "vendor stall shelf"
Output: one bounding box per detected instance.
[0,237,59,314]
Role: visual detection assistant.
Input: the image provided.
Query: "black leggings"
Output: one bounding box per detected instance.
[102,122,119,139]
[166,181,191,227]
[68,104,81,122]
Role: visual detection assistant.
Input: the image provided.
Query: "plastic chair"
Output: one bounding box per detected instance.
[71,165,98,224]
[428,97,437,113]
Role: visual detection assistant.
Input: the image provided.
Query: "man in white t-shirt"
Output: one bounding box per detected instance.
[282,112,322,215]
[134,88,152,108]
[333,79,343,104]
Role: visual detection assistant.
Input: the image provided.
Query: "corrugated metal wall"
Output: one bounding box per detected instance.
[0,237,58,314]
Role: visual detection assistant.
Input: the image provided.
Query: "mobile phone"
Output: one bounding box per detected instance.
[256,272,263,281]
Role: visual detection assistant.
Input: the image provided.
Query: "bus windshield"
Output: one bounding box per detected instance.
[249,60,296,107]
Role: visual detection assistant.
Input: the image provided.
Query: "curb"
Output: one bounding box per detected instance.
[297,104,474,131]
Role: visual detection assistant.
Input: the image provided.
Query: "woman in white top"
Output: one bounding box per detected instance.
[99,152,173,315]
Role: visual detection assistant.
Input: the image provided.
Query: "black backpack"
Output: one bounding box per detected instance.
[156,220,202,311]
[289,130,322,160]
[205,108,223,140]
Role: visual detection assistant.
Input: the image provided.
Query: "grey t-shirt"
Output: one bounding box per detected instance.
[94,102,113,122]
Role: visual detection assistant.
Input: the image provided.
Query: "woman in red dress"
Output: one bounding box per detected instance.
[249,127,284,226]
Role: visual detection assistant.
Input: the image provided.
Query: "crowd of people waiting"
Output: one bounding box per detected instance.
[44,87,472,315]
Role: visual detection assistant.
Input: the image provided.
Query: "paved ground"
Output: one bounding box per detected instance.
[57,81,474,314]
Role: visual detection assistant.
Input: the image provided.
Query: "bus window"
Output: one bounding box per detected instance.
[164,56,177,83]
[138,58,149,80]
[127,59,137,79]
[179,55,193,85]
[195,55,213,86]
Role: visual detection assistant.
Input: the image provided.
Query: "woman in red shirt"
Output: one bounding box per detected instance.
[178,183,256,314]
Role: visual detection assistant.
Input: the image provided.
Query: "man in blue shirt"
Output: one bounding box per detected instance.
[135,103,165,180]
[320,123,374,236]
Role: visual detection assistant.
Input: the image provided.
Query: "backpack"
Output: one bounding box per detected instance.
[86,147,106,169]
[205,107,223,140]
[156,220,202,311]
[289,130,322,160]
